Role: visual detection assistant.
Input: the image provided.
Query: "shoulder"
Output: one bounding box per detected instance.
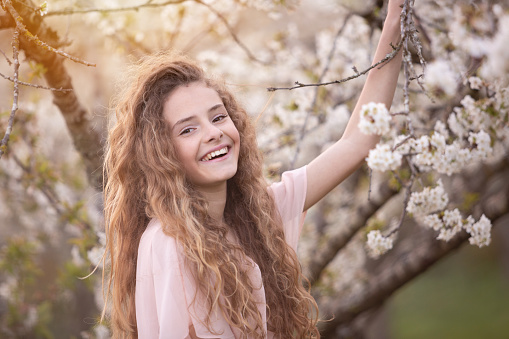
[268,166,308,251]
[268,166,308,216]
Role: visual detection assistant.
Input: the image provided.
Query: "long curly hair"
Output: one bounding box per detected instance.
[103,51,319,338]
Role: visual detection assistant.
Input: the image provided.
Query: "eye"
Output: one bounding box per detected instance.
[213,114,228,123]
[179,127,194,135]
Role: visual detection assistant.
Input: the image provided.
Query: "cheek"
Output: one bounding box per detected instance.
[174,140,196,166]
[227,123,241,145]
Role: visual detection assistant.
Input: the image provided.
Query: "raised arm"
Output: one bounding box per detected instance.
[304,0,404,211]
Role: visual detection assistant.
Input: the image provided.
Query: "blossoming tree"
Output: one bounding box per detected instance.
[0,0,508,337]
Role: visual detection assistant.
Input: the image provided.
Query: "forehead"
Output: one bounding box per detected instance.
[163,82,223,124]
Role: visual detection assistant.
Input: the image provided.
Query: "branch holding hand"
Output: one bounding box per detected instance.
[304,0,405,211]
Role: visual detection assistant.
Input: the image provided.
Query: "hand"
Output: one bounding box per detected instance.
[387,0,405,19]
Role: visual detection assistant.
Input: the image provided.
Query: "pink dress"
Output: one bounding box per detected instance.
[135,167,307,338]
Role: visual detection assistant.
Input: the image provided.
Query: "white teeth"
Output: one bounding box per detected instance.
[202,147,228,161]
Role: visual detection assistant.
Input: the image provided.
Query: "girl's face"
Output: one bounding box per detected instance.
[163,82,240,190]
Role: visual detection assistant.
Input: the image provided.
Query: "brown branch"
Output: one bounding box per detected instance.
[2,0,96,66]
[194,0,268,65]
[305,182,400,284]
[45,0,190,16]
[267,40,403,92]
[44,0,266,65]
[10,0,104,190]
[0,47,13,64]
[0,28,20,159]
[0,71,73,91]
[318,159,509,337]
[318,228,470,337]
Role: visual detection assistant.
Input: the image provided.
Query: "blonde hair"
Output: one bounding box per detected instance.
[103,52,319,338]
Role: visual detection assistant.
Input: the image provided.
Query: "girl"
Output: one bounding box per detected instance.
[104,1,404,337]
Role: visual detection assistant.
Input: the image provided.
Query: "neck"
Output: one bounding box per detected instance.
[196,182,227,223]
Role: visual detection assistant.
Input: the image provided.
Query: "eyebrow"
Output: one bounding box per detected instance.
[172,103,225,132]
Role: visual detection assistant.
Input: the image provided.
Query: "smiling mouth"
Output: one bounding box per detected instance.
[201,147,229,162]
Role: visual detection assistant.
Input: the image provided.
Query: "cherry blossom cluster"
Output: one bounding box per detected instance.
[365,230,394,259]
[366,144,402,172]
[358,102,392,135]
[406,179,449,216]
[359,72,507,253]
[420,210,492,247]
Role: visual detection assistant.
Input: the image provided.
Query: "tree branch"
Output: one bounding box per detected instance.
[290,14,352,168]
[318,228,470,337]
[267,40,403,92]
[0,71,73,91]
[45,0,191,16]
[45,0,267,65]
[318,160,509,337]
[305,182,400,283]
[9,0,104,190]
[194,0,268,65]
[0,28,20,159]
[2,0,95,66]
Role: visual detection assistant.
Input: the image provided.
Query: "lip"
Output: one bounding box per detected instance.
[200,144,231,162]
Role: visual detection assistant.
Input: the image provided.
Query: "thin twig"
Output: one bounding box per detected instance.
[45,0,190,16]
[0,28,20,159]
[45,0,266,65]
[3,0,96,67]
[387,165,415,237]
[290,14,352,167]
[12,153,92,231]
[267,39,403,92]
[194,0,268,65]
[12,154,63,214]
[0,47,13,65]
[392,134,413,151]
[0,71,73,91]
[259,93,355,156]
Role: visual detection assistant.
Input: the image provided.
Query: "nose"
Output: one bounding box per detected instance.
[204,123,223,142]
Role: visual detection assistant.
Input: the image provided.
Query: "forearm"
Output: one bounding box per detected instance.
[304,4,405,210]
[342,9,403,148]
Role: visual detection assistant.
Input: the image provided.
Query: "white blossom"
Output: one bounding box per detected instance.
[481,14,509,79]
[407,180,449,217]
[437,209,463,241]
[434,120,449,139]
[447,112,467,139]
[468,130,492,160]
[38,2,48,16]
[421,213,443,231]
[467,215,492,247]
[468,76,484,90]
[366,230,393,258]
[358,102,392,135]
[424,60,458,98]
[433,142,472,175]
[366,144,402,172]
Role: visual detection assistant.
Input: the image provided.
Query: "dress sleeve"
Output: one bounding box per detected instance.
[268,166,308,252]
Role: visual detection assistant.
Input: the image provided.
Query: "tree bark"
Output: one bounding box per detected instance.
[318,159,509,337]
[4,0,104,190]
[306,182,399,283]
